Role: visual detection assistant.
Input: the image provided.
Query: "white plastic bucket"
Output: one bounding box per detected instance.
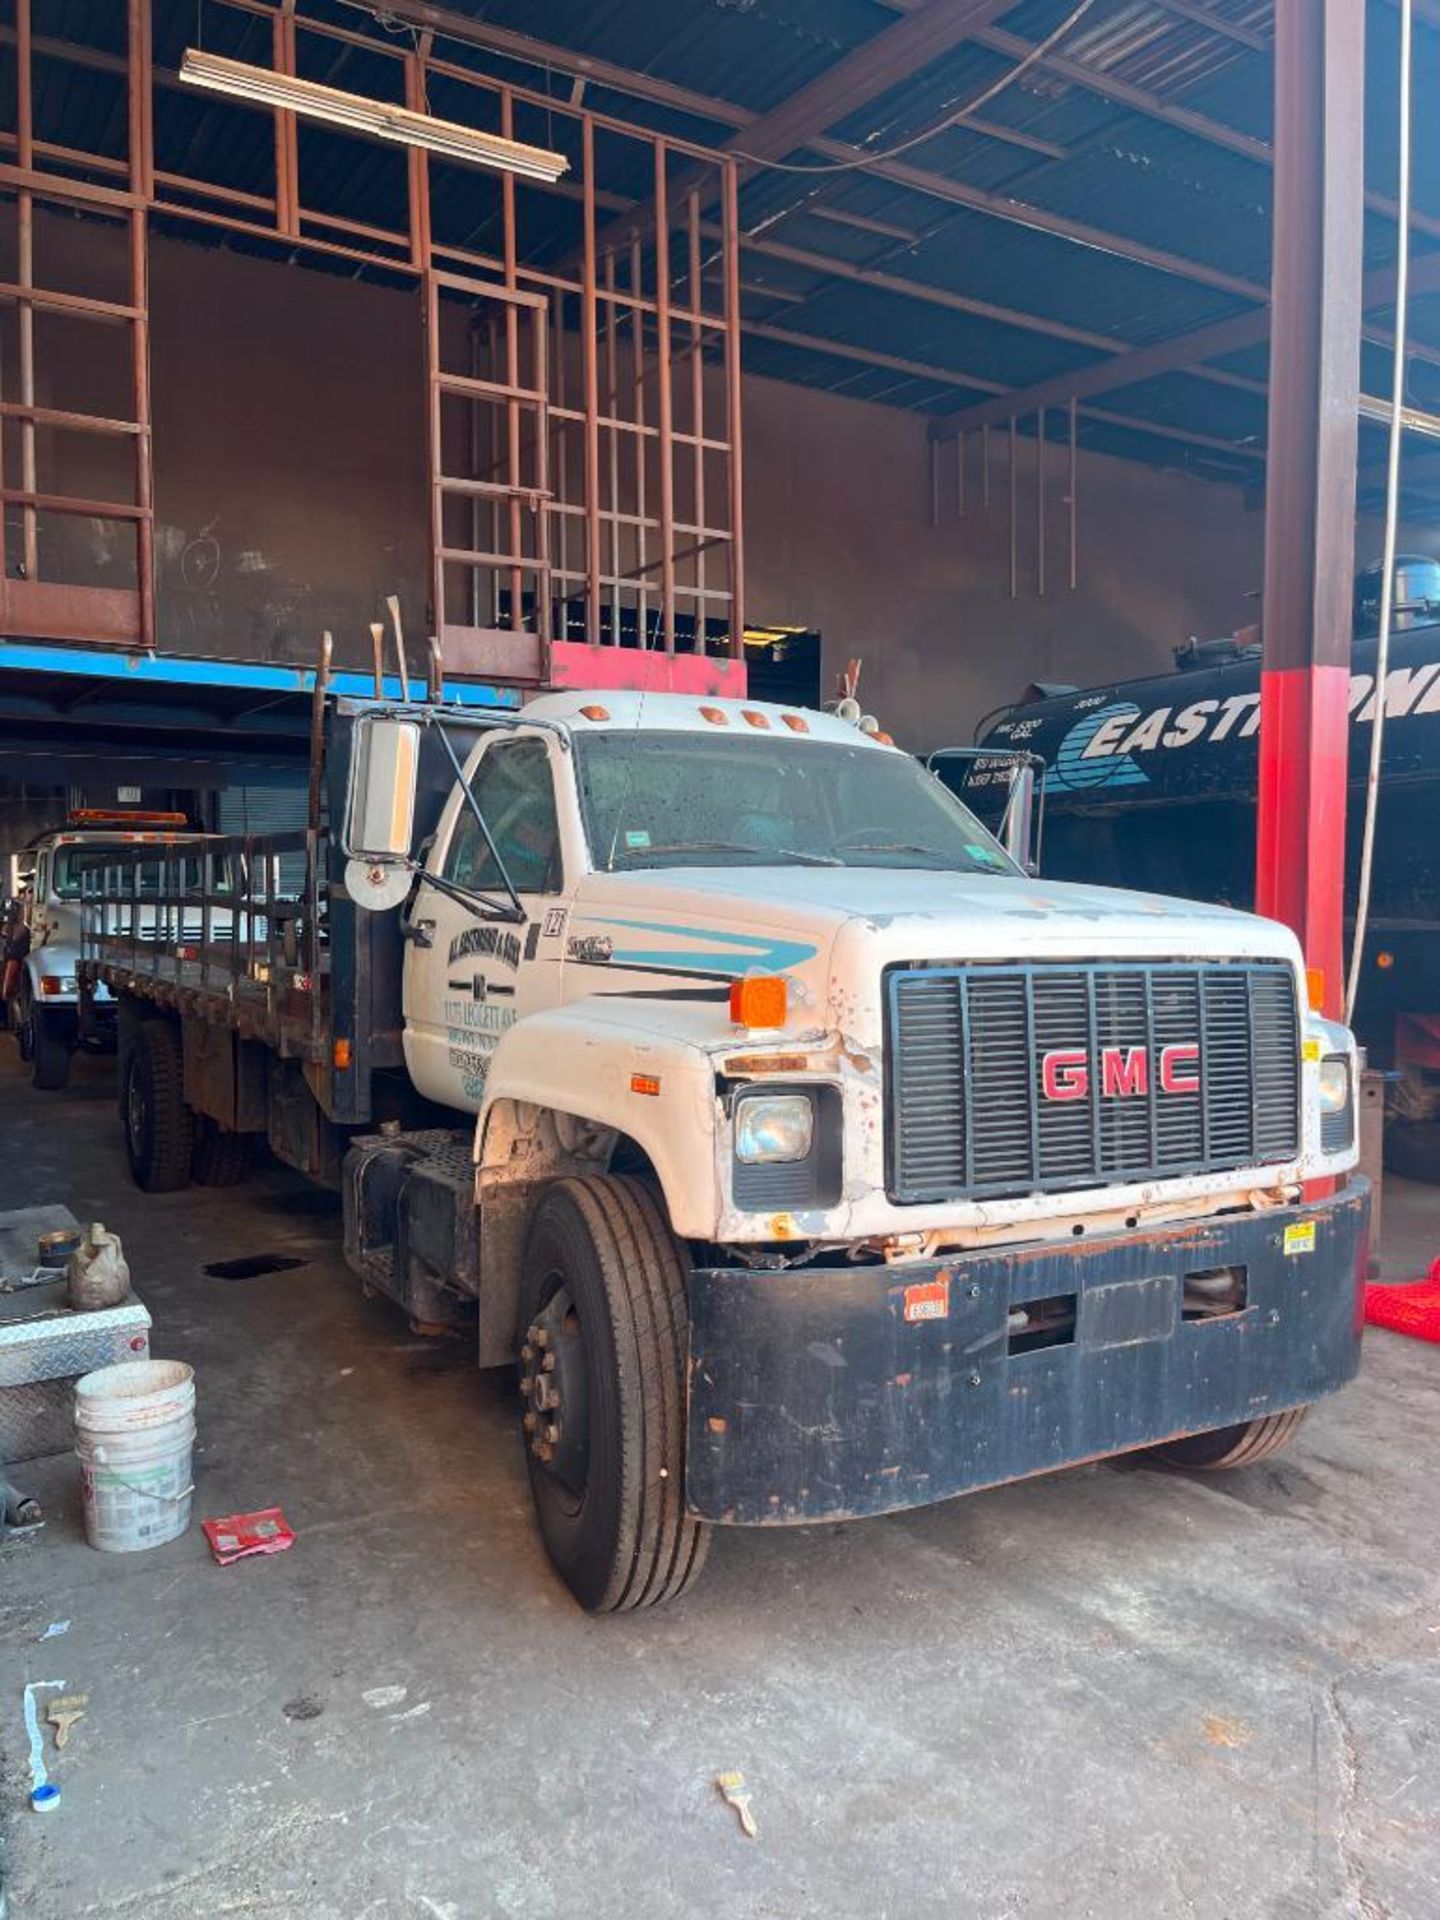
[74,1359,196,1553]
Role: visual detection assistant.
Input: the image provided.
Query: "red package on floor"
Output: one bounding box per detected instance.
[202,1507,296,1566]
[1364,1257,1440,1342]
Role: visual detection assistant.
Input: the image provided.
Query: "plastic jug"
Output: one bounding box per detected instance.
[67,1224,132,1313]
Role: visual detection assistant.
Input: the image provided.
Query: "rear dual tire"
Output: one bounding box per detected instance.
[191,1116,253,1188]
[122,1020,253,1192]
[123,1021,194,1193]
[519,1174,709,1613]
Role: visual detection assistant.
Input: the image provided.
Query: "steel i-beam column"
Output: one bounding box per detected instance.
[1256,0,1366,1020]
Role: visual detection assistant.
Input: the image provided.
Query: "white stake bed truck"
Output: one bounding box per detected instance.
[78,681,1368,1610]
[9,812,219,1095]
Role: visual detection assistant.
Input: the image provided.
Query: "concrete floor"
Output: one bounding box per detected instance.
[2,1050,1439,1920]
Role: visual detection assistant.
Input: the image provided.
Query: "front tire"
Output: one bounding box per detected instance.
[31,1009,72,1090]
[518,1175,709,1612]
[1384,1118,1440,1185]
[1151,1406,1310,1470]
[14,987,35,1063]
[123,1021,194,1193]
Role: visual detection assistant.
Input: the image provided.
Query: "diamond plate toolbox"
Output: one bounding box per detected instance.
[0,1281,152,1464]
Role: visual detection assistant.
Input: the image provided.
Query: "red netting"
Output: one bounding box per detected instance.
[1364,1258,1440,1341]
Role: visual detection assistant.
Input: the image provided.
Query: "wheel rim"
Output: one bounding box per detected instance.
[125,1059,146,1158]
[519,1278,590,1506]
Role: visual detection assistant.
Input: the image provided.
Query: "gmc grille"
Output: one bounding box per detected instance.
[887,961,1300,1204]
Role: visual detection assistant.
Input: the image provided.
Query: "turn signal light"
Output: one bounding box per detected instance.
[630,1072,661,1097]
[333,1038,353,1070]
[1305,968,1326,1011]
[729,975,786,1028]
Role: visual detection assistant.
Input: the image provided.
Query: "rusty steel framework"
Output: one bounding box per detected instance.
[0,0,154,649]
[0,0,746,681]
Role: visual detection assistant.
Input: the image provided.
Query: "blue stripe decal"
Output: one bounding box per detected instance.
[578,915,818,978]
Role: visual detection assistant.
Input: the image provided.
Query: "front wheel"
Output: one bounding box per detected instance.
[518,1174,709,1612]
[13,987,35,1063]
[30,1008,73,1090]
[122,1021,194,1193]
[1150,1406,1310,1470]
[1384,1118,1440,1185]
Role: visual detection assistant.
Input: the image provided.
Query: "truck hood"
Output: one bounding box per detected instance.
[567,866,1301,1047]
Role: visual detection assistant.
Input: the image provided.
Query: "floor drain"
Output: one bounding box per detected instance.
[203,1254,309,1281]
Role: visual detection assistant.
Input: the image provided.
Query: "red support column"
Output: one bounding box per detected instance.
[1255,0,1366,1023]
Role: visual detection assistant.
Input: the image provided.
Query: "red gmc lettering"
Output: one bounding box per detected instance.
[1159,1042,1200,1094]
[1101,1046,1148,1097]
[1041,1048,1089,1101]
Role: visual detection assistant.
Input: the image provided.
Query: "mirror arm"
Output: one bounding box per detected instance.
[429,718,526,923]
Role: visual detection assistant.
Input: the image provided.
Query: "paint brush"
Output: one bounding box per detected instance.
[716,1770,757,1838]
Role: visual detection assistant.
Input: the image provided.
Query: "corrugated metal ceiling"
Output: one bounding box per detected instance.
[18,0,1437,491]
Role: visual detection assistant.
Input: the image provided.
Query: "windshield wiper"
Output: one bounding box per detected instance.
[633,841,841,867]
[843,842,955,860]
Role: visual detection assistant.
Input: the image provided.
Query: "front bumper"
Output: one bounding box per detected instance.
[686,1180,1369,1524]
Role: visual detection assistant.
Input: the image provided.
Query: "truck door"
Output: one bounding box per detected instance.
[402,731,567,1112]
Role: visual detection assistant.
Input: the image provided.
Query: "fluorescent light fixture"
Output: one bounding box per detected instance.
[179,48,570,184]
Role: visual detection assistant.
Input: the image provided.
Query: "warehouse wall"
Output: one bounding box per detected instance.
[743,376,1268,751]
[30,231,1274,741]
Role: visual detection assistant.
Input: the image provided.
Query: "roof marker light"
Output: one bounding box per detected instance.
[780,713,809,733]
[741,709,771,730]
[699,706,729,725]
[579,704,611,721]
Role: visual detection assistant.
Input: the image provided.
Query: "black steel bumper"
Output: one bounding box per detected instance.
[685,1181,1369,1524]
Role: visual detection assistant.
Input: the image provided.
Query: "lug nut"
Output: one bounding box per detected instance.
[544,1422,560,1445]
[534,1327,551,1349]
[523,1410,538,1433]
[541,1352,557,1373]
[520,1344,534,1363]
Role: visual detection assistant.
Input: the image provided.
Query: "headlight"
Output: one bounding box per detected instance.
[1318,1057,1350,1114]
[735,1092,814,1164]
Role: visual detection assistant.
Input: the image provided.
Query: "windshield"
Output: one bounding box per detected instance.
[51,847,209,898]
[573,730,1019,874]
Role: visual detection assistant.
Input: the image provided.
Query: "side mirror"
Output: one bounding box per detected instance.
[345,716,420,862]
[999,759,1040,873]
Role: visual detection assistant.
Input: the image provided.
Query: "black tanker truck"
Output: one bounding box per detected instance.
[955,559,1440,1181]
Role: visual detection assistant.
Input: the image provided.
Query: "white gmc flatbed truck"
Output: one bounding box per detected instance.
[78,684,1368,1611]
